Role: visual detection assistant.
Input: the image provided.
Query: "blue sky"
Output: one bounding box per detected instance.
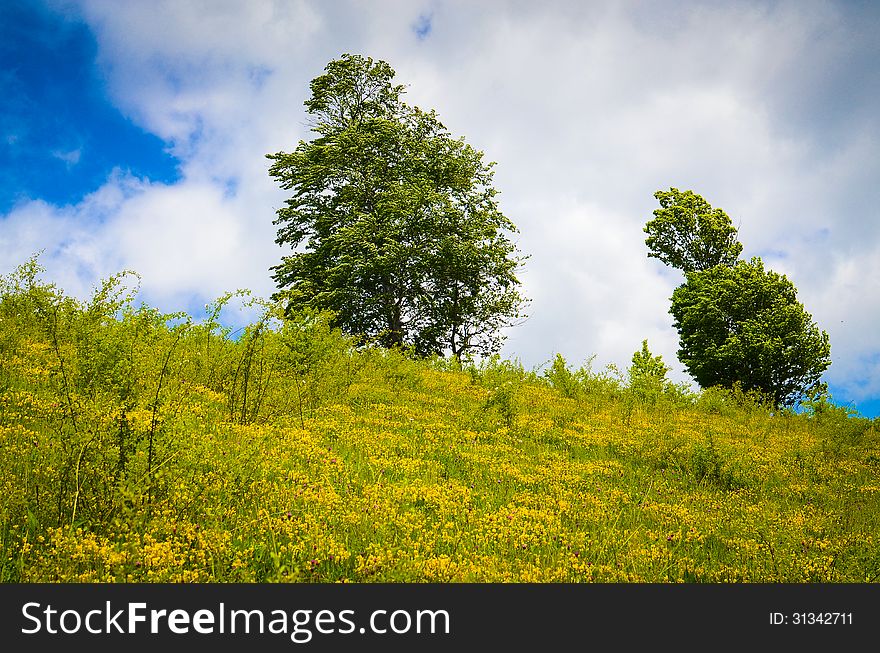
[0,1,179,212]
[1,0,878,417]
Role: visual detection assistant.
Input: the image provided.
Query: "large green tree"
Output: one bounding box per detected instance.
[268,54,526,357]
[646,189,830,407]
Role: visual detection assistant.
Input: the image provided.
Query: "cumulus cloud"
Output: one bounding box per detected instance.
[4,0,879,408]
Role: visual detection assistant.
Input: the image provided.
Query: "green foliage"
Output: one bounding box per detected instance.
[483,380,517,431]
[801,385,873,453]
[544,354,585,399]
[696,383,772,418]
[644,188,743,273]
[644,188,831,409]
[542,353,629,404]
[278,308,357,421]
[671,258,830,407]
[468,353,535,386]
[628,340,669,400]
[686,432,750,491]
[0,258,193,531]
[268,53,527,357]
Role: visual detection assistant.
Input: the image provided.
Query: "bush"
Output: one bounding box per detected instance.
[802,388,874,453]
[544,354,584,399]
[696,383,772,418]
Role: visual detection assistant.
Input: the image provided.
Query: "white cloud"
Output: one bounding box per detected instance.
[51,148,82,167]
[1,172,141,298]
[504,199,681,378]
[4,0,879,408]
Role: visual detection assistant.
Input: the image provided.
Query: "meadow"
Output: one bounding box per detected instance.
[2,258,879,583]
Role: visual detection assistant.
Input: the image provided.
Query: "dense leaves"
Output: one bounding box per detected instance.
[671,258,830,407]
[268,54,527,357]
[644,188,743,273]
[628,340,670,397]
[646,189,830,407]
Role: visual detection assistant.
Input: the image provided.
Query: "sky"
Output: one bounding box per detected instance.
[1,0,878,417]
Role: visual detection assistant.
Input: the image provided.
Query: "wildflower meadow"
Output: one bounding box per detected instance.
[2,259,878,583]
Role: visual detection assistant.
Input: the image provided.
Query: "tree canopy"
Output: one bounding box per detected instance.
[644,188,743,273]
[647,189,830,407]
[671,258,830,407]
[267,54,527,357]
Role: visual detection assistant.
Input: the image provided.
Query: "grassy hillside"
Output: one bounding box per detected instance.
[2,260,879,582]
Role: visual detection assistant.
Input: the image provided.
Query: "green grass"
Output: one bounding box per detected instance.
[1,260,879,582]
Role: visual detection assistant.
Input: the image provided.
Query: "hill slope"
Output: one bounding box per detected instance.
[2,261,879,582]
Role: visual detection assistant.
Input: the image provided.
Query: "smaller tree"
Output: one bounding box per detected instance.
[628,339,669,395]
[670,258,830,407]
[644,188,743,273]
